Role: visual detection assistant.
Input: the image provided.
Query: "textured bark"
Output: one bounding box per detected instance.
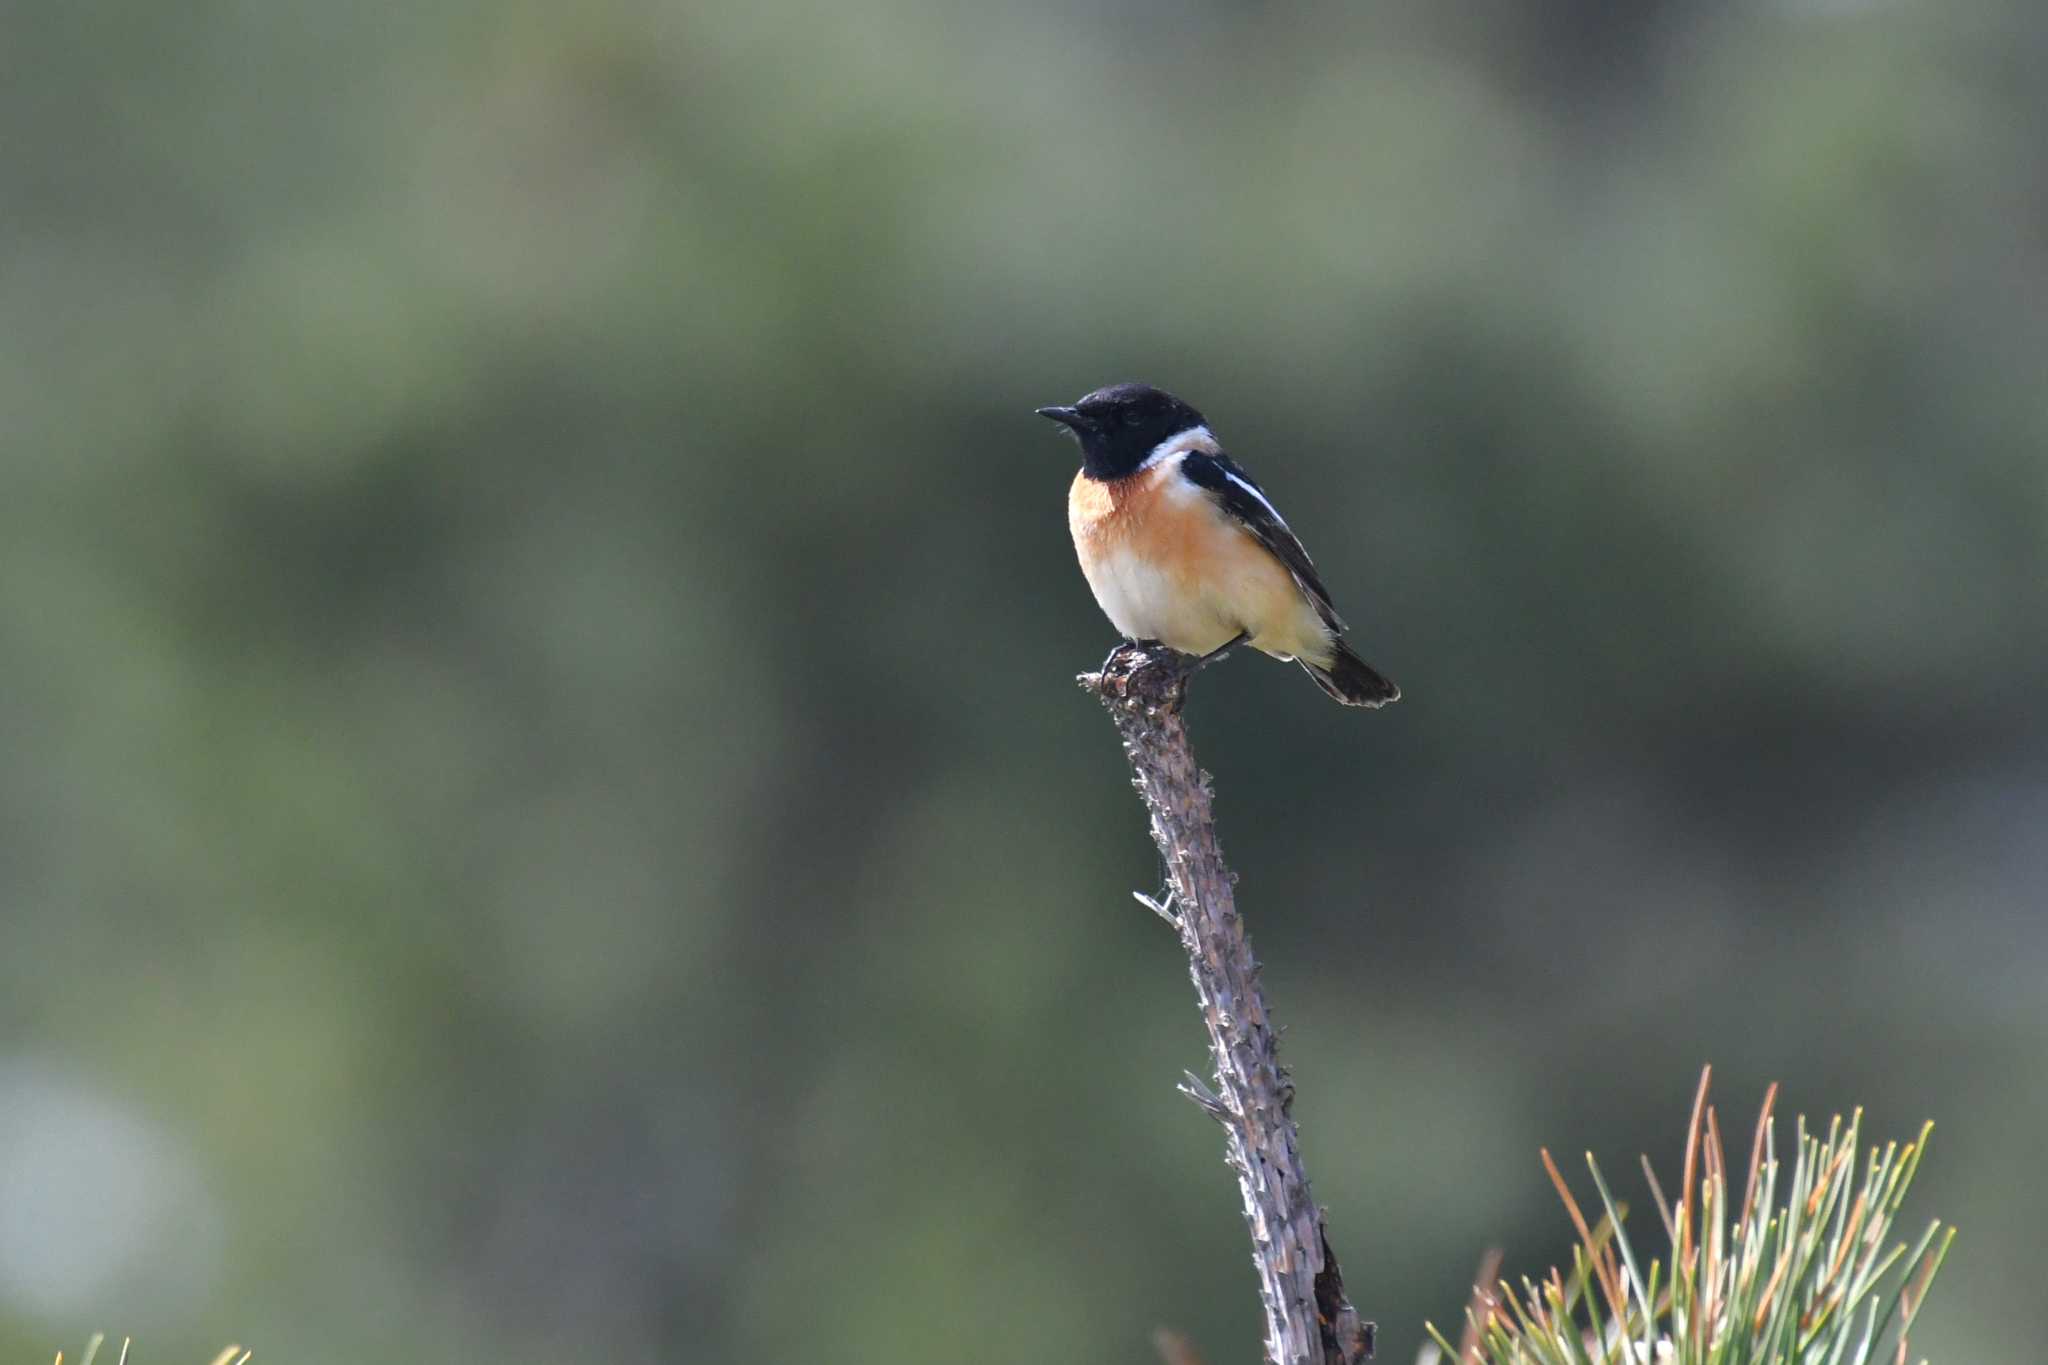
[1079,643,1374,1365]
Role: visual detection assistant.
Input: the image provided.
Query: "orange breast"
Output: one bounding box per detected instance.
[1068,466,1147,548]
[1069,463,1242,579]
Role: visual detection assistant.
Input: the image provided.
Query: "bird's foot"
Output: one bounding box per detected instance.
[1086,636,1250,714]
[1099,637,1161,677]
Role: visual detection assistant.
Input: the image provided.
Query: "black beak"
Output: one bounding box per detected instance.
[1036,405,1087,435]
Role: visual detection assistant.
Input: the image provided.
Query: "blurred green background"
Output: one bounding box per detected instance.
[5,0,2045,1361]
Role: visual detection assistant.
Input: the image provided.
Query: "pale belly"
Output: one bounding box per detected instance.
[1079,532,1331,663]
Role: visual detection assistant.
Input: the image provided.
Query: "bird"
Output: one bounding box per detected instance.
[1037,382,1398,708]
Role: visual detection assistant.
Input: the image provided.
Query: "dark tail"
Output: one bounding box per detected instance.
[1302,640,1400,708]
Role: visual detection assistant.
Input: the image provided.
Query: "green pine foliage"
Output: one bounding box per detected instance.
[1427,1070,1954,1365]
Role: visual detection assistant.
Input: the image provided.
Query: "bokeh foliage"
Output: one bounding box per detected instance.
[2,1,2045,1362]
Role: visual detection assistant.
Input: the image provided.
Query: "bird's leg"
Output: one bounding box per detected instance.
[1187,630,1250,672]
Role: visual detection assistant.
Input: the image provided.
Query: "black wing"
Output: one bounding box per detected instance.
[1180,449,1347,632]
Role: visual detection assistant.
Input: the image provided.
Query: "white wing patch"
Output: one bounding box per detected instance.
[1223,469,1287,526]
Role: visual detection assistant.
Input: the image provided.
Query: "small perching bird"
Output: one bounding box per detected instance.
[1038,382,1398,708]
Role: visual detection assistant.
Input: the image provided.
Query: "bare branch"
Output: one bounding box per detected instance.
[1080,642,1374,1365]
[1134,889,1183,928]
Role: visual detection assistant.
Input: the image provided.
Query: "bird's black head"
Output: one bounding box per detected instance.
[1036,383,1208,480]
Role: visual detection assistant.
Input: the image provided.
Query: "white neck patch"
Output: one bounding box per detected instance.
[1139,425,1220,470]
